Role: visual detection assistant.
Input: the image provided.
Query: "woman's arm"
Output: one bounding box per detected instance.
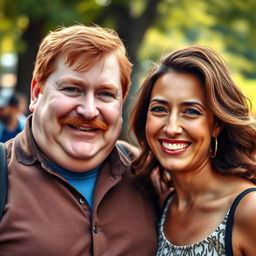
[233,191,256,255]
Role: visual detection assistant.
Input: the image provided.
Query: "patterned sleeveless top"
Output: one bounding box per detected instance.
[156,193,227,256]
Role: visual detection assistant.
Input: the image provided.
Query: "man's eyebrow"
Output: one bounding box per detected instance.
[56,78,85,87]
[99,83,119,89]
[56,79,119,89]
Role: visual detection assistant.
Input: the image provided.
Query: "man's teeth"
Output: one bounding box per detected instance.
[71,125,96,131]
[162,141,189,150]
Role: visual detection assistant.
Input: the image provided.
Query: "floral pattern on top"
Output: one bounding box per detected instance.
[156,195,227,256]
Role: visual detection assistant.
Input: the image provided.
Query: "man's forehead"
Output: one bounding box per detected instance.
[55,54,121,85]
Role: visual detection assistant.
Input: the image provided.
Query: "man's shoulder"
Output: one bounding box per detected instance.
[116,140,139,166]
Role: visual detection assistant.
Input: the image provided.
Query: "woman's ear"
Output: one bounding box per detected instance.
[212,122,222,137]
[29,79,42,112]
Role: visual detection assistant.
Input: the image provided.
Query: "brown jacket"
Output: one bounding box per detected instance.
[0,117,158,256]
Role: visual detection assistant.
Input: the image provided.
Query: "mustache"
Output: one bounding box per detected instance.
[59,117,108,130]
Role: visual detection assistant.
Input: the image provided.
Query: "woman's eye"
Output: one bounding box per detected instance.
[150,106,168,113]
[184,108,202,116]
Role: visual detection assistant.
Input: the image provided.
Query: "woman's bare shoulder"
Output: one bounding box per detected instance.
[233,187,256,256]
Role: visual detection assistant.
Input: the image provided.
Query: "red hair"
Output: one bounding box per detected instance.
[33,24,132,98]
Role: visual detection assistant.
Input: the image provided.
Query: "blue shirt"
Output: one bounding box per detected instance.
[46,161,101,209]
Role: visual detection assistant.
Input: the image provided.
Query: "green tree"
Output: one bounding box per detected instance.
[1,0,163,137]
[1,0,255,132]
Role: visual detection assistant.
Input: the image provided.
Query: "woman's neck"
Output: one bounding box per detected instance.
[170,166,229,209]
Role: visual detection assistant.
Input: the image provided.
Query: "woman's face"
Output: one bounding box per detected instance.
[146,72,220,174]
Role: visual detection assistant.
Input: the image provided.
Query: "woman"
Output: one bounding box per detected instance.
[130,46,256,255]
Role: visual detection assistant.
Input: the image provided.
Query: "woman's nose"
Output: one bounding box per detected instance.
[163,113,182,137]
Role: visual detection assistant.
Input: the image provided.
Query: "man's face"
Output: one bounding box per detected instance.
[29,54,124,171]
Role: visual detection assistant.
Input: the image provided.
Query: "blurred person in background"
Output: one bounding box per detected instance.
[0,91,26,142]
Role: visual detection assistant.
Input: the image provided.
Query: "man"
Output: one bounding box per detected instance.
[0,25,158,255]
[0,91,26,142]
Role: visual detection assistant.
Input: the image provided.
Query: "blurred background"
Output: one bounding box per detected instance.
[0,0,255,139]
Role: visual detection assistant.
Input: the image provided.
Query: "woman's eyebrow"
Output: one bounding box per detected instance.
[150,98,168,104]
[181,101,206,110]
[150,99,207,111]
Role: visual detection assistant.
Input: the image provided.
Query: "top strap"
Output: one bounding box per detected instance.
[0,142,8,220]
[225,187,256,256]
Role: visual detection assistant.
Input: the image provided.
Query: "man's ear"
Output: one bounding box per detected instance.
[29,79,42,112]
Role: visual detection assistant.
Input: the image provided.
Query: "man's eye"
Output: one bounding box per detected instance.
[63,87,80,93]
[184,108,202,116]
[99,91,115,99]
[149,106,168,113]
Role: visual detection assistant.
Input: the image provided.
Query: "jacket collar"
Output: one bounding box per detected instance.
[15,115,39,165]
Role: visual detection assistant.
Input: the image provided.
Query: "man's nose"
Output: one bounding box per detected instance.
[76,94,99,120]
[163,113,182,137]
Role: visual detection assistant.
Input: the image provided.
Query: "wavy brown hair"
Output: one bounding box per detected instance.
[33,24,132,99]
[130,46,256,192]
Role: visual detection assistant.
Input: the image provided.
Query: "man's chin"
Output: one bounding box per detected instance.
[66,145,109,161]
[59,140,116,166]
[67,149,99,160]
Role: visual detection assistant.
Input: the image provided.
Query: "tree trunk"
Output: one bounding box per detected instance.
[109,0,162,139]
[16,19,45,113]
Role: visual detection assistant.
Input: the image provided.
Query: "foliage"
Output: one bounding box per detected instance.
[0,0,255,132]
[139,0,256,77]
[234,75,256,117]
